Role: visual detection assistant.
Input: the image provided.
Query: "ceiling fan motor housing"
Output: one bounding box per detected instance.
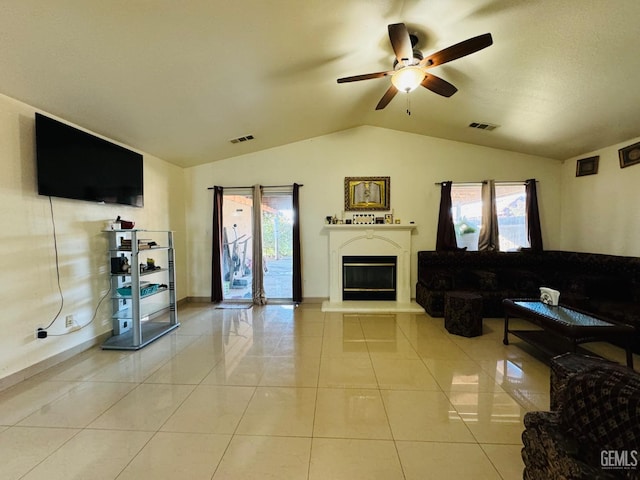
[393,49,423,70]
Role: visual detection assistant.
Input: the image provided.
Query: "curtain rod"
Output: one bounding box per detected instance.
[433,180,537,185]
[208,184,303,190]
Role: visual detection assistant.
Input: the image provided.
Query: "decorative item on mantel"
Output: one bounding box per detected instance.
[330,210,401,225]
[353,213,376,224]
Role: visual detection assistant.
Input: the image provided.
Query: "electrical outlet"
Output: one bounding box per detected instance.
[65,315,74,328]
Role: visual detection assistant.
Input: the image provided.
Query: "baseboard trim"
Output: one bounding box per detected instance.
[186,296,328,305]
[186,296,212,303]
[0,331,112,393]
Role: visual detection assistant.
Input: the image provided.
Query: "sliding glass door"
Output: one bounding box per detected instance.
[261,190,293,300]
[221,188,293,301]
[222,190,254,300]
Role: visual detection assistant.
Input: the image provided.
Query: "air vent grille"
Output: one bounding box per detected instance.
[469,122,498,131]
[229,134,255,144]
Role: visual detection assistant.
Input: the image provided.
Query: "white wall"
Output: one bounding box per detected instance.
[560,135,640,256]
[0,93,186,384]
[184,126,562,299]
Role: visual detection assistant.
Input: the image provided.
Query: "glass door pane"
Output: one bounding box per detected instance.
[261,192,293,299]
[222,192,253,300]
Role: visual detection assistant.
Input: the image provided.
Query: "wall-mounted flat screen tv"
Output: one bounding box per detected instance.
[35,113,144,207]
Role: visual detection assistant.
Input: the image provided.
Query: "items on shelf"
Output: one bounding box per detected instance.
[115,215,135,229]
[139,257,161,273]
[111,255,131,274]
[104,229,178,350]
[119,238,158,250]
[117,282,160,298]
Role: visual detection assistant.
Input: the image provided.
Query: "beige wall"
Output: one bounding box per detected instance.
[184,126,563,299]
[0,93,186,384]
[11,88,619,385]
[560,135,640,256]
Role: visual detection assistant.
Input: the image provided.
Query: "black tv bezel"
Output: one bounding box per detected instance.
[35,113,144,208]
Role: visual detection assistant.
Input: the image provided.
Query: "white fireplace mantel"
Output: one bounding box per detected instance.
[321,224,423,312]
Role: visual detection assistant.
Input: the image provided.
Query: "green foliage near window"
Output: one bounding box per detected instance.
[262,212,293,258]
[456,218,477,235]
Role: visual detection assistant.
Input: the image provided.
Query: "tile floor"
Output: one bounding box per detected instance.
[0,303,636,479]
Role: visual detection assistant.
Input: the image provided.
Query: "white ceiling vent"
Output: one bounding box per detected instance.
[469,122,498,131]
[229,134,255,144]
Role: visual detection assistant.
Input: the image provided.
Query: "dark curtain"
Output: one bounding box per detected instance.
[292,183,303,303]
[525,179,543,251]
[211,186,224,302]
[436,181,460,251]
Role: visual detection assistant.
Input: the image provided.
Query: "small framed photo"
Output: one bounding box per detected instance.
[575,156,599,177]
[384,213,393,224]
[619,142,640,169]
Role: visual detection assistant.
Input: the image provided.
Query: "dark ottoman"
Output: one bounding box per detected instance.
[444,291,483,337]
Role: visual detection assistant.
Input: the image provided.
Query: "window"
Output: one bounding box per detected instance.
[495,184,529,251]
[451,184,482,251]
[451,182,530,252]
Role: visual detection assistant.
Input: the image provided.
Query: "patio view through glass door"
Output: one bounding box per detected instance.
[222,191,254,300]
[261,190,293,300]
[222,188,293,301]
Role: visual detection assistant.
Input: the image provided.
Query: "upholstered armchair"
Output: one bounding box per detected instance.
[522,354,640,480]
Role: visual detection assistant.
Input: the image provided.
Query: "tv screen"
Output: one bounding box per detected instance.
[35,113,144,207]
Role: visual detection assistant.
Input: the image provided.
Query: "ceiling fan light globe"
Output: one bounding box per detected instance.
[391,66,425,93]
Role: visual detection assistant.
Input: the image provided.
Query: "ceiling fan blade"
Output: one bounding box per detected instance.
[337,71,393,83]
[421,74,458,97]
[420,33,493,68]
[388,23,413,64]
[375,85,398,110]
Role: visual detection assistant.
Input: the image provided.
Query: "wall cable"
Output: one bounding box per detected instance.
[42,196,112,336]
[41,196,64,330]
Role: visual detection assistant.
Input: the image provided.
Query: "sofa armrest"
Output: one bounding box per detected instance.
[522,411,617,480]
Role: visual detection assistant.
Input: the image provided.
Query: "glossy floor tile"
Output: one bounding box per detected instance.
[3,304,633,479]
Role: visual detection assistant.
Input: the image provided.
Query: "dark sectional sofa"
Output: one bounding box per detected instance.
[416,250,640,348]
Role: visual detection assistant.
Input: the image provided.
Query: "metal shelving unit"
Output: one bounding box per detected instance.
[102,229,179,350]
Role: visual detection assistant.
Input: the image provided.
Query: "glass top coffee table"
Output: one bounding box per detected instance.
[502,299,634,368]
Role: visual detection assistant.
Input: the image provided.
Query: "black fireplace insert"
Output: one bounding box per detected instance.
[342,255,397,301]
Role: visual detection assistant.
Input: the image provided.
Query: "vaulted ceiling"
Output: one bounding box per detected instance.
[1,0,639,167]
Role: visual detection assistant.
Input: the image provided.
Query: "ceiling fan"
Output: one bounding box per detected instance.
[337,23,493,110]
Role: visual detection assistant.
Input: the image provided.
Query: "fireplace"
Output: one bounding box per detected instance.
[342,255,397,300]
[323,224,418,311]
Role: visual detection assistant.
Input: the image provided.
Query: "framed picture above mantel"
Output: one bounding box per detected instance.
[344,176,390,211]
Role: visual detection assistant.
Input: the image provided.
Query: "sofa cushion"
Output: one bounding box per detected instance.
[422,269,456,290]
[631,280,640,303]
[498,268,544,293]
[582,275,631,301]
[468,269,499,290]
